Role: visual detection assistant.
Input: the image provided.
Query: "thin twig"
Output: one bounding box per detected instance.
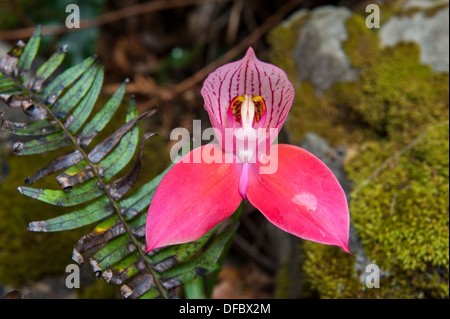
[137,0,303,110]
[233,233,276,270]
[351,121,448,196]
[389,193,398,217]
[0,0,248,41]
[225,0,244,46]
[173,0,303,95]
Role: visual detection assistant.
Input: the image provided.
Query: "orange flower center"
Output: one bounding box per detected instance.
[229,94,266,129]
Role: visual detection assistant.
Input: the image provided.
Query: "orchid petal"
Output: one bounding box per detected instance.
[246,144,350,252]
[201,47,295,149]
[146,145,242,252]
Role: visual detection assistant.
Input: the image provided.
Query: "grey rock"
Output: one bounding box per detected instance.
[403,0,449,9]
[292,6,357,95]
[380,3,449,72]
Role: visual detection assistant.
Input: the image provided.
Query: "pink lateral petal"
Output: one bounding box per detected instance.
[146,145,242,252]
[246,144,350,252]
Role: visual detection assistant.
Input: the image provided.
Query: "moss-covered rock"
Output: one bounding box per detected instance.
[349,123,449,297]
[302,122,449,298]
[268,1,449,298]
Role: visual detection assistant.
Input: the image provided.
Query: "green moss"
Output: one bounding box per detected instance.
[342,15,449,143]
[76,278,121,299]
[355,124,449,271]
[349,123,449,297]
[0,152,88,287]
[268,4,449,298]
[302,242,365,298]
[301,124,449,299]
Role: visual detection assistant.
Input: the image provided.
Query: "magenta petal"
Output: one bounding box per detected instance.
[146,145,242,252]
[246,144,350,252]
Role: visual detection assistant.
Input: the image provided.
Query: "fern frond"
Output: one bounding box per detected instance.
[0,27,238,298]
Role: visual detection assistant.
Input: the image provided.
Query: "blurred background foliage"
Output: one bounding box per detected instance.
[0,0,104,65]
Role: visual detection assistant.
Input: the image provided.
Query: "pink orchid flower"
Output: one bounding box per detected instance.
[146,48,350,253]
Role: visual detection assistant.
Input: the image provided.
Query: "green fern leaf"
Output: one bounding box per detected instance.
[17,26,41,82]
[41,55,96,105]
[1,119,61,136]
[0,27,239,299]
[33,45,67,92]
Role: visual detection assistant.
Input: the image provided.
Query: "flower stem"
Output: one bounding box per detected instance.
[184,277,206,299]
